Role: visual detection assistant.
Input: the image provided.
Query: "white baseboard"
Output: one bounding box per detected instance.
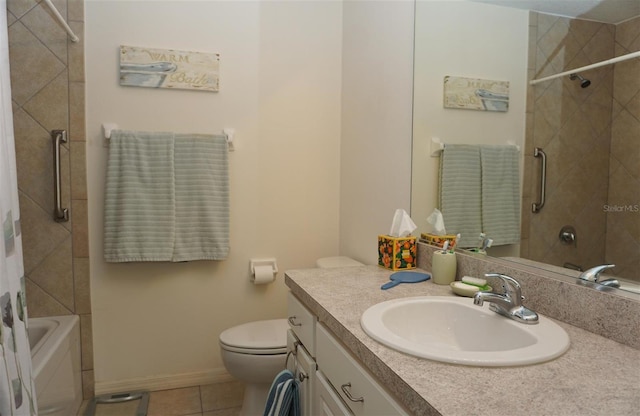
[94,368,236,396]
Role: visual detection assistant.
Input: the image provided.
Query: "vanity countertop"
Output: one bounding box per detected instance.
[285,265,640,416]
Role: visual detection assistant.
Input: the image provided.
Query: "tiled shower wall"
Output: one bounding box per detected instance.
[6,0,92,398]
[523,12,639,282]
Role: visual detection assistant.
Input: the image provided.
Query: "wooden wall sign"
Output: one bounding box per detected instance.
[443,76,509,112]
[120,46,220,92]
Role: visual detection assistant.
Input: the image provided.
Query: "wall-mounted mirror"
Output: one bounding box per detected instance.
[411,0,640,293]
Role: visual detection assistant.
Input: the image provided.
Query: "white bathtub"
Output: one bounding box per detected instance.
[28,315,82,416]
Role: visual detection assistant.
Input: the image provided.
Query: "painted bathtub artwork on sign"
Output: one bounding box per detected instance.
[443,76,509,112]
[120,46,220,92]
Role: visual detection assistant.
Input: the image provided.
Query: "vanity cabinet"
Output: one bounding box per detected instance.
[288,291,408,416]
[315,324,409,416]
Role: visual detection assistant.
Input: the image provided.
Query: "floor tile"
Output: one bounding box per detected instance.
[147,386,202,416]
[204,408,241,416]
[200,381,244,412]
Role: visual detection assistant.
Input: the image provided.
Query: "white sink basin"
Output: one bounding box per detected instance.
[361,296,569,366]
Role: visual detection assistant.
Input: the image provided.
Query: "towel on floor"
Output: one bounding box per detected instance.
[264,369,300,416]
[439,144,482,248]
[104,130,229,262]
[480,145,520,245]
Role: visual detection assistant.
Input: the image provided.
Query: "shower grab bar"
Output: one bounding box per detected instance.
[52,130,69,222]
[532,147,546,213]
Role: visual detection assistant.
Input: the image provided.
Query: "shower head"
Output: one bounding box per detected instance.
[569,73,591,88]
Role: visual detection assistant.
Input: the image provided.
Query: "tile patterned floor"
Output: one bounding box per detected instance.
[78,381,244,416]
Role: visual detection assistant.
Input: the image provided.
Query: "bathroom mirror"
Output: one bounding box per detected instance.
[411,0,640,293]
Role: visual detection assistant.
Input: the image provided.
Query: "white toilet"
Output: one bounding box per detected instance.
[219,256,363,416]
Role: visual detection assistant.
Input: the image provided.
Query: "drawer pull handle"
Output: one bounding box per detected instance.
[288,316,302,327]
[340,382,364,403]
[298,371,308,382]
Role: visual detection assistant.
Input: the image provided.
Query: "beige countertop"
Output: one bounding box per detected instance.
[285,265,640,416]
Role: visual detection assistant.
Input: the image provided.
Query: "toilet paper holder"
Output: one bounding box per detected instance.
[250,258,278,276]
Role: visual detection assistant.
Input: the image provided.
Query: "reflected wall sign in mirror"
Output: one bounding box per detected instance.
[410,0,640,293]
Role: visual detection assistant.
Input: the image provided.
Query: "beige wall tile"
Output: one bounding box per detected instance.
[72,199,90,258]
[8,22,65,105]
[29,236,74,310]
[69,82,86,141]
[23,70,69,132]
[74,257,91,314]
[82,370,95,400]
[71,141,88,199]
[25,278,72,317]
[80,314,93,371]
[69,22,85,82]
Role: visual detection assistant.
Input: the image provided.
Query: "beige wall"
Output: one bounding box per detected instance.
[86,1,343,393]
[523,12,639,282]
[6,0,92,398]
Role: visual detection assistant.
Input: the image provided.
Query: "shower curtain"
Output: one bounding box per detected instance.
[0,1,37,414]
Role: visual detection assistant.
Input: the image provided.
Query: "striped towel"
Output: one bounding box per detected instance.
[439,145,482,248]
[104,130,229,262]
[173,134,229,261]
[104,131,176,262]
[263,370,300,416]
[480,145,520,245]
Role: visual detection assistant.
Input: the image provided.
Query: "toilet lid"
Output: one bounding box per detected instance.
[219,318,288,353]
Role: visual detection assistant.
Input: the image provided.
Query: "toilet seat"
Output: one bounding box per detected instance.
[219,318,288,355]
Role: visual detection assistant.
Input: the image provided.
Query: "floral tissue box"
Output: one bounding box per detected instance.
[378,235,417,270]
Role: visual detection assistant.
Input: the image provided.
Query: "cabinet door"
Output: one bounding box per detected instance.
[316,324,408,416]
[288,292,317,356]
[287,330,316,416]
[314,371,353,416]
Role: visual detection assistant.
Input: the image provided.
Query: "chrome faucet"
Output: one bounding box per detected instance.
[578,264,615,283]
[473,273,539,324]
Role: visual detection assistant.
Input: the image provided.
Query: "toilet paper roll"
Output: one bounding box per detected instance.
[252,265,275,285]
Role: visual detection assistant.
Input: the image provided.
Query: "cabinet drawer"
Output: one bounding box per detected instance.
[315,371,353,416]
[287,292,316,356]
[316,324,408,416]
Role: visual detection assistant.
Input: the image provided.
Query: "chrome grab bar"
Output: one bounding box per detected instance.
[52,130,69,222]
[532,147,546,213]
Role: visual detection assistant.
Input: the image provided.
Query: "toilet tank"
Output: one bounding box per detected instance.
[316,256,363,268]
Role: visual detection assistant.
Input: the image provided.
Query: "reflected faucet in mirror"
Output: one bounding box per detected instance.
[579,264,619,288]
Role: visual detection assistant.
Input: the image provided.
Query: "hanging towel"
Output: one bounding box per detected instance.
[104,130,176,262]
[104,130,229,262]
[263,369,300,416]
[439,144,482,248]
[173,134,229,261]
[480,145,520,245]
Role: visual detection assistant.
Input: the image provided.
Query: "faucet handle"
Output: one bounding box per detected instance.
[484,273,523,303]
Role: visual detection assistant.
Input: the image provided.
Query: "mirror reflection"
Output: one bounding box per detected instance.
[411,0,640,293]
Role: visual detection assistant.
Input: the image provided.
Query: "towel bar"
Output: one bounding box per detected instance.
[430,137,520,157]
[102,123,235,151]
